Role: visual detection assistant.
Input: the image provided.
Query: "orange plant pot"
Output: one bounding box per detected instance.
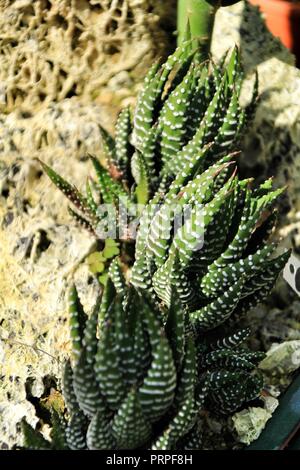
[249,0,300,66]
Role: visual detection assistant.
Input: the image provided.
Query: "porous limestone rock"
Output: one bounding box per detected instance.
[259,340,300,377]
[0,179,99,447]
[232,396,279,445]
[0,0,176,112]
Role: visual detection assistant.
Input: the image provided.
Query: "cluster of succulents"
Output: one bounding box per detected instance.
[23,40,290,450]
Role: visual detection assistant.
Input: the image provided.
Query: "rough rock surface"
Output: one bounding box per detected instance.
[232,396,279,445]
[1,1,300,448]
[0,0,176,112]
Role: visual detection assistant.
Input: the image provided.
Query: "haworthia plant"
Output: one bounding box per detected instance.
[40,45,257,244]
[23,41,290,450]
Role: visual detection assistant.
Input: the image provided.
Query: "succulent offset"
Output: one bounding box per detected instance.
[23,42,290,450]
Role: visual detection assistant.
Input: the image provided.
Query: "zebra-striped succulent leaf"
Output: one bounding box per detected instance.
[68,285,87,363]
